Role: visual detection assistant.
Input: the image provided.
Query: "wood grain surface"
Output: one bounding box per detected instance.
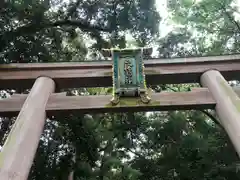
[0,88,218,116]
[1,54,240,89]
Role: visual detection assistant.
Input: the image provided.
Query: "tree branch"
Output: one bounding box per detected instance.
[164,85,223,127]
[217,2,240,33]
[4,19,110,37]
[0,19,110,52]
[52,20,110,32]
[65,0,82,20]
[199,109,222,127]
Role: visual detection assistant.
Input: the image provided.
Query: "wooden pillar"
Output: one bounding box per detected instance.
[68,172,74,180]
[201,70,240,156]
[0,77,55,180]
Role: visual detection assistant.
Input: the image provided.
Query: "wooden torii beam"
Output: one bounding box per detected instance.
[1,54,240,179]
[0,88,216,116]
[0,54,240,89]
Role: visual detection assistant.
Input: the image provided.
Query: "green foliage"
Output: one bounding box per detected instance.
[160,0,240,58]
[0,0,160,63]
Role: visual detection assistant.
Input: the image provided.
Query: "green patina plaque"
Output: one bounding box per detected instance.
[102,48,152,105]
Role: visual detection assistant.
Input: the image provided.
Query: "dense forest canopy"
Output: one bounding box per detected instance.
[1,0,240,180]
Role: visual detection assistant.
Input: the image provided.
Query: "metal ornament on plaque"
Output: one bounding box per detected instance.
[103,48,152,105]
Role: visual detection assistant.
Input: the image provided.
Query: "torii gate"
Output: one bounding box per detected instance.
[0,53,240,179]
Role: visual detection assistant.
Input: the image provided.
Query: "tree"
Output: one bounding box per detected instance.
[158,0,240,58]
[0,0,160,63]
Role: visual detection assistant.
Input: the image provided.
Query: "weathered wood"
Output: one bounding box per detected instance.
[3,87,240,116]
[201,70,240,157]
[0,88,216,116]
[0,54,240,89]
[0,77,55,180]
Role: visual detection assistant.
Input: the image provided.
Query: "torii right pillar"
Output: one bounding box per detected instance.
[201,70,240,156]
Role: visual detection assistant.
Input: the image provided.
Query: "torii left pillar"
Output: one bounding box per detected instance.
[0,77,55,180]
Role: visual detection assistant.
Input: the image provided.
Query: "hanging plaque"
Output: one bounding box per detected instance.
[102,48,152,105]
